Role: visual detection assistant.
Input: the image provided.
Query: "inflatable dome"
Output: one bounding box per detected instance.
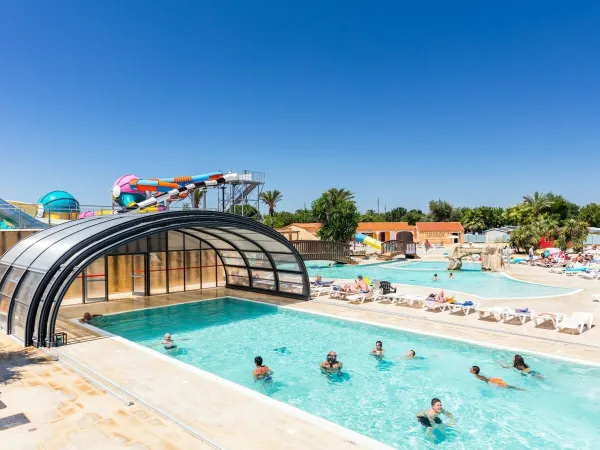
[37,190,80,213]
[113,174,139,196]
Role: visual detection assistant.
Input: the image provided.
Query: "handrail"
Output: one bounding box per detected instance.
[290,240,356,264]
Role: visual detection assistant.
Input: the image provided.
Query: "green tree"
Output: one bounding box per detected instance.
[312,189,360,242]
[428,199,453,222]
[190,189,205,209]
[579,203,600,227]
[403,209,428,226]
[560,218,589,252]
[504,203,532,226]
[509,225,539,253]
[233,204,260,219]
[545,193,579,223]
[522,192,552,220]
[385,207,407,222]
[259,190,283,227]
[293,208,317,223]
[461,209,486,232]
[270,211,297,228]
[360,209,386,222]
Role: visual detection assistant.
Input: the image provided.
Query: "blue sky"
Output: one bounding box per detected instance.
[1,1,599,212]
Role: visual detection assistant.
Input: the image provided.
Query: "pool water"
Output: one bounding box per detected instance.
[91,298,600,449]
[306,261,574,298]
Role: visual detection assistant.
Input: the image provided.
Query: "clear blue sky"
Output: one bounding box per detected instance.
[1,1,599,212]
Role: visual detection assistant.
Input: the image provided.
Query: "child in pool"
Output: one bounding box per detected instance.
[253,356,273,381]
[470,366,524,390]
[416,398,455,430]
[371,341,384,357]
[497,354,543,378]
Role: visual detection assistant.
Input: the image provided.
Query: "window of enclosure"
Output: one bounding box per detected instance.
[168,251,185,293]
[278,272,305,295]
[250,269,275,290]
[107,255,134,299]
[269,253,301,271]
[201,248,217,288]
[109,236,148,254]
[243,252,273,269]
[63,272,84,306]
[84,256,106,302]
[184,234,201,250]
[0,267,26,331]
[225,266,249,286]
[9,271,43,340]
[216,256,226,287]
[168,231,184,250]
[150,252,167,295]
[148,232,167,252]
[219,250,245,267]
[185,250,201,290]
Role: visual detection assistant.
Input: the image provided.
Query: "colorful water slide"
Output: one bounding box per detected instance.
[0,198,49,229]
[355,233,382,251]
[128,172,225,195]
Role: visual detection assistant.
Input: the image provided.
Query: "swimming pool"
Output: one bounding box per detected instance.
[91,297,599,449]
[306,261,574,298]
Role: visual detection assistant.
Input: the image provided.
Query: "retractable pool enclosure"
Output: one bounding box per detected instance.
[0,211,310,347]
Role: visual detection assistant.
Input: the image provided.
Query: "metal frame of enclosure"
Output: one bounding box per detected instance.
[0,211,309,347]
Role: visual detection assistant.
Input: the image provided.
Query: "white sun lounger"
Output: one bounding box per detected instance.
[557,312,594,334]
[385,292,408,305]
[347,288,377,304]
[502,309,536,325]
[477,306,510,321]
[448,301,480,315]
[402,294,427,307]
[531,312,566,329]
[578,270,600,280]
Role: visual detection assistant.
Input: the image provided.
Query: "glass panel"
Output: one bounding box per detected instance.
[225,267,249,286]
[132,254,146,295]
[149,252,167,295]
[251,270,275,290]
[0,267,25,299]
[85,256,106,302]
[168,251,185,293]
[278,273,305,295]
[0,263,9,286]
[243,252,273,269]
[201,248,217,288]
[109,236,148,254]
[184,234,201,250]
[63,272,84,306]
[217,259,226,287]
[185,250,201,291]
[12,271,43,307]
[0,294,9,331]
[148,231,167,252]
[270,253,301,271]
[10,301,29,341]
[168,231,184,250]
[107,255,133,300]
[219,250,245,267]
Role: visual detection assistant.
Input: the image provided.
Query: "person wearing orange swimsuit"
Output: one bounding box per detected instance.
[470,366,524,390]
[253,356,273,381]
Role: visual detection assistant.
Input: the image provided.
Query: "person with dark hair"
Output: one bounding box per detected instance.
[79,312,102,323]
[371,341,384,357]
[320,351,343,373]
[497,354,542,378]
[416,398,454,429]
[470,366,524,390]
[253,356,273,381]
[404,350,416,359]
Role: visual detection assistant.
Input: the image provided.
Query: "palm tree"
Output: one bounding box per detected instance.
[325,188,354,204]
[259,190,283,227]
[190,189,205,209]
[522,192,551,220]
[560,218,589,251]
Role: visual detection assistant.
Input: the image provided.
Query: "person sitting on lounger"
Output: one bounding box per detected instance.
[320,351,343,373]
[342,275,368,293]
[416,398,454,429]
[253,356,273,381]
[371,341,384,357]
[497,355,543,378]
[79,312,102,323]
[313,275,332,286]
[434,290,446,303]
[470,366,524,389]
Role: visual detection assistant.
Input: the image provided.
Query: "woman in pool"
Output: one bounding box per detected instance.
[253,356,273,381]
[497,354,543,378]
[371,341,384,357]
[320,351,343,373]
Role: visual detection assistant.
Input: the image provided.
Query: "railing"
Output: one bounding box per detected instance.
[290,240,357,265]
[380,240,417,256]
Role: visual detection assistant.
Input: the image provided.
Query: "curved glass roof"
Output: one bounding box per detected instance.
[0,211,309,346]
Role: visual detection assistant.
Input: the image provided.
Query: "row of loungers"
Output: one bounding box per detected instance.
[310,281,594,335]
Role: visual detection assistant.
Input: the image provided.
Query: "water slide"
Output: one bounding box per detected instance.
[355,233,382,251]
[0,198,49,229]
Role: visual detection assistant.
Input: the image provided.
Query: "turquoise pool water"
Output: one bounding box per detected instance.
[91,298,599,449]
[306,261,574,298]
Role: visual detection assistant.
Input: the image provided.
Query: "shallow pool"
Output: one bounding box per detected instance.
[306,261,574,298]
[91,298,599,449]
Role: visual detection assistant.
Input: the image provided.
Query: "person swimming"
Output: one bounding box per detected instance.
[497,354,543,378]
[320,351,343,373]
[432,273,439,281]
[162,333,177,349]
[416,398,454,429]
[449,273,454,279]
[470,366,524,390]
[404,349,416,359]
[371,341,384,357]
[79,312,102,323]
[253,356,273,382]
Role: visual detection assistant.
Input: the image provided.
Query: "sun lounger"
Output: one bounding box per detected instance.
[502,308,535,325]
[347,288,377,304]
[477,306,510,321]
[384,292,408,305]
[404,294,427,307]
[531,312,566,329]
[578,270,600,280]
[448,301,479,315]
[423,300,450,312]
[557,312,594,334]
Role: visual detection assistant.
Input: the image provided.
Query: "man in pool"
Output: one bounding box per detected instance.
[163,333,177,349]
[320,351,343,373]
[404,350,416,359]
[371,341,384,357]
[416,398,454,429]
[470,366,524,390]
[432,273,439,281]
[253,356,273,381]
[79,312,102,323]
[449,273,454,279]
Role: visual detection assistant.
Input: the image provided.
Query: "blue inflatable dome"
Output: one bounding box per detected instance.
[37,191,80,213]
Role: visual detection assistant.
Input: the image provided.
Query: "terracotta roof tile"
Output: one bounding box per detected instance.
[416,222,464,232]
[357,222,415,232]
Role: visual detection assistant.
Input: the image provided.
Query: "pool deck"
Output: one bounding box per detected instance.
[3,264,600,449]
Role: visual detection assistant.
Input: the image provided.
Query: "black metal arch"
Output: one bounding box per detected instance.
[0,211,309,347]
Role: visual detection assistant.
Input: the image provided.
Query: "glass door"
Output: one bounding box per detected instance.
[132,254,146,296]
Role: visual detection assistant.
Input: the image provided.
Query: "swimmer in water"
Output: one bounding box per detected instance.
[319,351,343,373]
[470,366,524,390]
[497,354,543,378]
[79,312,102,323]
[162,333,176,349]
[253,356,273,381]
[371,341,384,357]
[416,398,454,431]
[433,273,439,281]
[449,273,454,279]
[404,350,416,359]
